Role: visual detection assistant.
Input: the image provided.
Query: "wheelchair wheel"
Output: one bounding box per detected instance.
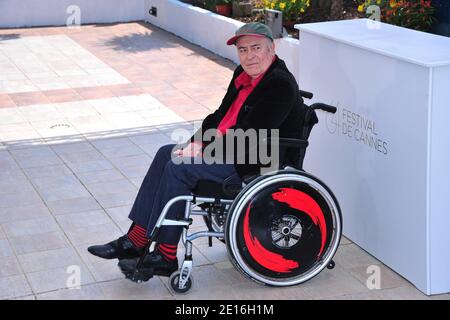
[169,271,193,294]
[225,170,342,287]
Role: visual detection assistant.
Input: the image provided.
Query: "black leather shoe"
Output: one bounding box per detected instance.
[118,250,178,282]
[87,235,146,260]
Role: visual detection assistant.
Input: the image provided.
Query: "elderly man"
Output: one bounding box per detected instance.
[87,22,306,280]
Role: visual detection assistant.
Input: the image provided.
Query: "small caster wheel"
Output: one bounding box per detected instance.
[327,260,335,270]
[169,271,193,294]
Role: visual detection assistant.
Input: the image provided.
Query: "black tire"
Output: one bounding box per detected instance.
[327,260,336,270]
[169,271,193,294]
[225,170,342,287]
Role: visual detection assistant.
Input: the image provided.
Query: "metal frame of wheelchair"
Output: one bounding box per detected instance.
[129,90,343,294]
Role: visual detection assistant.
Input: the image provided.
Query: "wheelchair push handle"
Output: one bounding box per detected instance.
[298,89,336,113]
[311,102,337,114]
[299,90,313,100]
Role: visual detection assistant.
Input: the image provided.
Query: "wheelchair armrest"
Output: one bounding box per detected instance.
[278,138,309,149]
[242,174,259,185]
[222,173,243,197]
[261,137,308,149]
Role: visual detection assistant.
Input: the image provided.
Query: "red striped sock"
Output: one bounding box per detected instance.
[127,224,148,248]
[157,243,177,261]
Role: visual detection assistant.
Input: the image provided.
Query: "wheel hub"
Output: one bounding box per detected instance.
[271,215,303,248]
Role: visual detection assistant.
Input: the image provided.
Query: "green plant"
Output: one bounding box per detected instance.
[258,0,311,22]
[358,0,436,32]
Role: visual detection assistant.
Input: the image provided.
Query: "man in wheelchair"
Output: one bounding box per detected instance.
[88,23,341,291]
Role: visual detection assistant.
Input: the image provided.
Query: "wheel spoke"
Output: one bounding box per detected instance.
[273,233,284,243]
[271,224,280,231]
[290,233,301,241]
[289,219,299,229]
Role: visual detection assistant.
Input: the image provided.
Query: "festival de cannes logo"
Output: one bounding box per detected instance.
[325,102,389,156]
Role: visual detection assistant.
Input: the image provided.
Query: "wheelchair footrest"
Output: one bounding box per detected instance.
[126,268,154,283]
[124,266,176,283]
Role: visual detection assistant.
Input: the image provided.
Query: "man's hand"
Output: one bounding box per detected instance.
[173,141,203,158]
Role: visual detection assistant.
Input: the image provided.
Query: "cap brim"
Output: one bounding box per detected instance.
[226,33,267,46]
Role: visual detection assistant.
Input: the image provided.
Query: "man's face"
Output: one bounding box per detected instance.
[236,35,275,79]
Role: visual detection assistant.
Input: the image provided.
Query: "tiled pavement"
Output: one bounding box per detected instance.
[0,22,448,300]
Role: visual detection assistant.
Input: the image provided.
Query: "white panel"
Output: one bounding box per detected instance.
[275,37,300,84]
[297,19,450,67]
[300,30,430,292]
[430,65,450,294]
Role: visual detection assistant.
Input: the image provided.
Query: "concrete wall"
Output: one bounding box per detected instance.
[144,0,301,82]
[0,0,146,28]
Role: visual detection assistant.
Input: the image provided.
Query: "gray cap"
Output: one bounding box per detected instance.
[226,22,274,45]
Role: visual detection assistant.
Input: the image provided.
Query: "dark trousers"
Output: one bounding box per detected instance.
[128,144,239,245]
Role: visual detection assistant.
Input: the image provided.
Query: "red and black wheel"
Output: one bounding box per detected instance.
[225,170,342,286]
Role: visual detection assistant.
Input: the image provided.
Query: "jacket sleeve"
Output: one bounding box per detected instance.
[206,74,298,169]
[234,75,297,131]
[188,67,243,143]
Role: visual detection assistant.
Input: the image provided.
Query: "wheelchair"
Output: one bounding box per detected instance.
[128,90,342,294]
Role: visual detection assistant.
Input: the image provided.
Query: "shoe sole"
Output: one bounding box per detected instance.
[87,248,143,260]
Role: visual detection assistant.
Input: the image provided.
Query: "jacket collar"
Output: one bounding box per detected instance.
[234,55,277,89]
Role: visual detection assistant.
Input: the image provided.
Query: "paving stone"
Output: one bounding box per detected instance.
[17,247,83,273]
[0,256,23,278]
[8,231,71,255]
[0,203,51,224]
[45,197,101,215]
[64,222,122,246]
[0,275,33,300]
[98,278,172,300]
[36,283,105,300]
[26,264,95,294]
[3,216,60,238]
[55,210,111,231]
